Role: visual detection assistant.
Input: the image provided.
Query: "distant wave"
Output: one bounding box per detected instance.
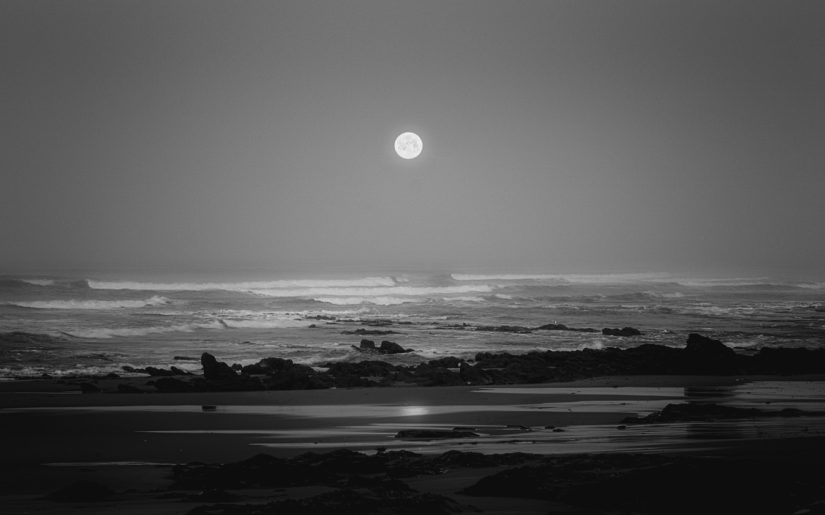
[7,296,171,310]
[87,276,397,291]
[21,279,55,286]
[451,272,671,284]
[66,321,222,338]
[218,318,312,329]
[313,296,412,306]
[252,284,493,298]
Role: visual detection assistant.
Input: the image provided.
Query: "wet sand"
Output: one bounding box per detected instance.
[1,375,824,514]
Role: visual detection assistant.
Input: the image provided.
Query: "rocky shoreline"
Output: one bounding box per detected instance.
[30,332,822,394]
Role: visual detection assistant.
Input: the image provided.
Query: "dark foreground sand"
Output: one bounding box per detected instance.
[2,375,825,514]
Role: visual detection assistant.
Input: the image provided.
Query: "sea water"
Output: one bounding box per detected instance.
[0,272,823,378]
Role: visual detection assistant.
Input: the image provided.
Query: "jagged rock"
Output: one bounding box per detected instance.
[684,333,737,373]
[379,340,411,354]
[426,356,462,368]
[412,363,464,386]
[535,323,598,332]
[351,339,412,354]
[78,382,100,393]
[354,339,377,351]
[117,383,143,393]
[201,352,238,381]
[341,328,399,335]
[459,362,493,385]
[602,327,642,336]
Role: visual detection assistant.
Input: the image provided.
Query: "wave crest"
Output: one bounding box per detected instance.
[252,284,493,298]
[87,276,397,291]
[7,296,172,310]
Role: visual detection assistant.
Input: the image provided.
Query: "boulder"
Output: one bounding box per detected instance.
[201,352,238,381]
[459,362,493,385]
[379,340,411,354]
[602,327,642,337]
[683,333,737,373]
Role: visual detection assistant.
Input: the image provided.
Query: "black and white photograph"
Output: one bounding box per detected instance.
[2,1,824,513]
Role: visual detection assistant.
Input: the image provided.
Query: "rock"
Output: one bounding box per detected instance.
[459,362,493,385]
[535,323,598,333]
[341,328,399,336]
[354,339,377,351]
[685,333,733,356]
[78,382,100,394]
[411,363,464,386]
[395,429,479,440]
[117,383,143,393]
[426,356,462,368]
[201,352,238,381]
[47,480,113,502]
[379,340,411,354]
[351,339,412,354]
[684,333,737,373]
[602,327,642,336]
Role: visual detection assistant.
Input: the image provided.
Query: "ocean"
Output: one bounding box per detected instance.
[1,272,823,379]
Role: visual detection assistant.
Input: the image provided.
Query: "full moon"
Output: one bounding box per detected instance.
[394,132,423,160]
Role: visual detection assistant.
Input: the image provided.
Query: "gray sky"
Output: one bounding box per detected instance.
[2,0,824,277]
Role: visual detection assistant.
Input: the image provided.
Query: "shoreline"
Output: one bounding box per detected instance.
[2,374,825,514]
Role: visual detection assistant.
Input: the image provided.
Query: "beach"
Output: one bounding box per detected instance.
[2,373,825,514]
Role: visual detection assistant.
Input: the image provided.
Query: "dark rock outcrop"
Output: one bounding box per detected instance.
[351,339,412,354]
[602,327,642,336]
[621,402,811,424]
[535,323,598,333]
[341,328,399,336]
[683,333,737,373]
[201,352,238,381]
[459,362,493,385]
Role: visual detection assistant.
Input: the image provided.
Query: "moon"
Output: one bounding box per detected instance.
[394,132,423,160]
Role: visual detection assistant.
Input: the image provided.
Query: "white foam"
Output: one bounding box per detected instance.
[87,276,397,291]
[451,272,671,284]
[313,296,412,306]
[21,279,55,286]
[8,296,171,310]
[67,321,223,338]
[251,284,493,298]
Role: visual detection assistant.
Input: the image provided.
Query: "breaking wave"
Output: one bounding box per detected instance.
[251,284,493,298]
[7,296,172,310]
[66,321,223,339]
[451,272,671,284]
[313,296,412,306]
[86,277,397,291]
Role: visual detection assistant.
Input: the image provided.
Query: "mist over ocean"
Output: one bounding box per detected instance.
[1,271,823,379]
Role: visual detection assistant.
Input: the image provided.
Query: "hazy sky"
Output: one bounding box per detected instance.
[2,0,824,277]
